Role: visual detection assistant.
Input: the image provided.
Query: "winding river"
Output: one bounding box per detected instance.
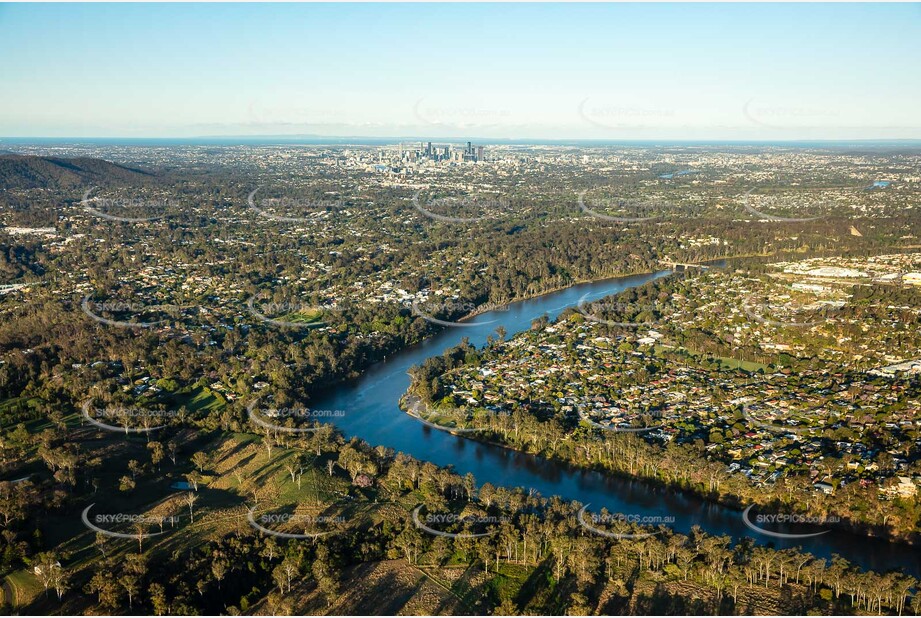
[311,270,919,576]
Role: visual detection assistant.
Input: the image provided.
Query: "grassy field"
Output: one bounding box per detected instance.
[712,356,767,372]
[165,385,226,413]
[6,422,815,616]
[3,569,44,610]
[1,396,49,432]
[7,428,376,614]
[655,345,768,373]
[282,308,325,325]
[248,559,478,616]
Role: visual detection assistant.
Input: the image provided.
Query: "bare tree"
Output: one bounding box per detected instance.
[33,552,66,599]
[133,520,147,552]
[185,491,198,523]
[262,428,276,458]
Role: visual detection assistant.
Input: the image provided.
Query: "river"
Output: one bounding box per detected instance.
[311,269,918,576]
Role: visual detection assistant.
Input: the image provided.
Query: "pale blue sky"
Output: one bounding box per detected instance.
[1,3,918,139]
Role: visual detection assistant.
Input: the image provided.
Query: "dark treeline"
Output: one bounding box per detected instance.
[4,426,918,615]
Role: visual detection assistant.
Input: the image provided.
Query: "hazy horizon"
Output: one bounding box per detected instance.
[1,3,919,140]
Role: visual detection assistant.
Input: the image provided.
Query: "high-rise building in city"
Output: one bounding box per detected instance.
[386,141,485,165]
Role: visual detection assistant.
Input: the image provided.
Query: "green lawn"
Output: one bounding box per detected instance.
[0,396,45,430]
[281,308,325,325]
[166,386,226,413]
[655,345,767,373]
[5,569,44,608]
[273,451,350,505]
[714,356,767,372]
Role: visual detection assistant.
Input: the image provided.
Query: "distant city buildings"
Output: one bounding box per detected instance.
[395,141,488,165]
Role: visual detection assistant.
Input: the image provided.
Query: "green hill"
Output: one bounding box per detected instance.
[0,154,154,190]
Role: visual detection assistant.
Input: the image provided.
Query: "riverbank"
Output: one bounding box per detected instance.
[397,263,921,548]
[457,264,674,323]
[310,263,921,576]
[307,264,679,404]
[313,248,819,400]
[400,377,921,548]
